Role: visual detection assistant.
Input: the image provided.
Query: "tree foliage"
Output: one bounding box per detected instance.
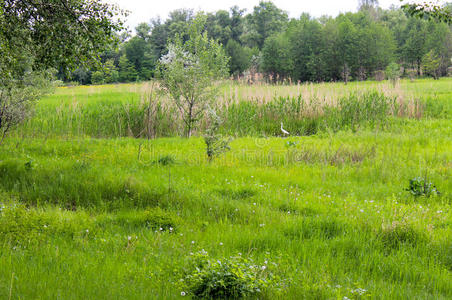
[262,33,293,81]
[58,1,452,85]
[422,49,441,79]
[204,108,231,162]
[385,62,402,86]
[242,1,288,49]
[402,1,452,25]
[0,0,125,76]
[158,15,229,137]
[0,0,125,141]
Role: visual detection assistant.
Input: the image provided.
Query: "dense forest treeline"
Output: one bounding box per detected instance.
[60,1,452,84]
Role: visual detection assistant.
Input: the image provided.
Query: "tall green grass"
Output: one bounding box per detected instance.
[19,81,431,138]
[0,79,451,299]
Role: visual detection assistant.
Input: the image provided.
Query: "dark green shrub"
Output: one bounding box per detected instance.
[181,251,276,299]
[154,155,176,166]
[406,177,440,197]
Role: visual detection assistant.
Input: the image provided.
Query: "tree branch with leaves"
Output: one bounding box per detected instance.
[401,1,452,24]
[158,14,229,138]
[0,0,126,143]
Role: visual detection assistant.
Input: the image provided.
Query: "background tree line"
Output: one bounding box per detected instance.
[62,1,452,85]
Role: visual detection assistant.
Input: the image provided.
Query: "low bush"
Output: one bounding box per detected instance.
[180,250,278,299]
[406,177,440,197]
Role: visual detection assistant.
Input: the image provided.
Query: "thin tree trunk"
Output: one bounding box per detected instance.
[187,102,194,138]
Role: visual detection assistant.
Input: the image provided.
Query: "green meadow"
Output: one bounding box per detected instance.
[1,79,451,299]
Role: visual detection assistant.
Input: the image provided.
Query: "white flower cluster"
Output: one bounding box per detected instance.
[159,44,198,67]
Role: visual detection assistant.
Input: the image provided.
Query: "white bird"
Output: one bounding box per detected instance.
[280,122,289,136]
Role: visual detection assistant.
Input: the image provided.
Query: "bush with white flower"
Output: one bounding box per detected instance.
[179,250,279,299]
[158,14,229,138]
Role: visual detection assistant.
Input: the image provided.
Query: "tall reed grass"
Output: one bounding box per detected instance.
[19,81,424,138]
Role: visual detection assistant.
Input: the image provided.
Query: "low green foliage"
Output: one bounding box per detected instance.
[0,203,93,247]
[378,221,426,251]
[181,250,278,299]
[204,109,231,162]
[407,176,440,197]
[154,155,176,166]
[97,207,179,232]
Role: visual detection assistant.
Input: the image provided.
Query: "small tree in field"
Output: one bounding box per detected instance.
[158,15,229,137]
[204,108,231,162]
[422,50,441,80]
[385,62,401,87]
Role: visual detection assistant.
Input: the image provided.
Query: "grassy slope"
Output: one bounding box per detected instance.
[0,79,451,299]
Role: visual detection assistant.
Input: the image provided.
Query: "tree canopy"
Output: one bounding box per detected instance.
[0,0,125,79]
[51,0,452,85]
[0,0,125,142]
[158,15,229,137]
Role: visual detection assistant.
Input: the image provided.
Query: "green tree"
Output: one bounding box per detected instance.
[336,16,359,84]
[158,15,229,137]
[124,36,152,81]
[403,18,428,75]
[148,9,195,61]
[425,21,452,76]
[226,40,251,76]
[136,23,151,41]
[91,71,105,85]
[262,33,293,82]
[118,55,138,82]
[0,0,124,76]
[380,8,408,62]
[149,18,169,60]
[0,0,124,142]
[385,62,401,86]
[287,16,328,82]
[422,50,441,79]
[71,68,92,85]
[230,6,246,42]
[242,1,288,49]
[206,10,232,46]
[103,59,119,83]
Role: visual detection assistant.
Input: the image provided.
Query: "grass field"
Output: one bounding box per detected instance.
[0,79,451,299]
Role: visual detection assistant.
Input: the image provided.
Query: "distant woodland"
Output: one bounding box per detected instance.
[59,1,452,84]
